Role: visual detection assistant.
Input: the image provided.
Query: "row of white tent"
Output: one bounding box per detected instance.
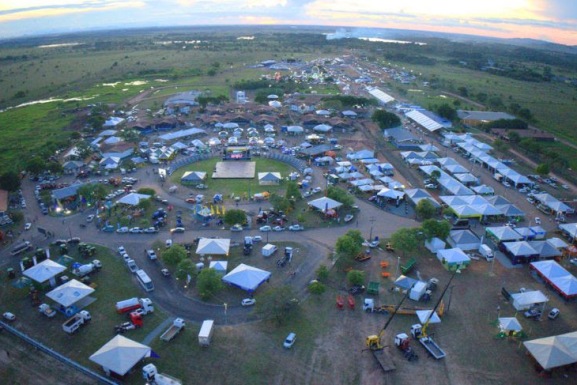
[530,260,577,300]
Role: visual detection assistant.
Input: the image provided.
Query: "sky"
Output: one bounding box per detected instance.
[1,0,576,46]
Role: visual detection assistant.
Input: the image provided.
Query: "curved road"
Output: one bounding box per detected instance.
[6,163,419,326]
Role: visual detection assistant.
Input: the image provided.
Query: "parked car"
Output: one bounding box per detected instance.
[230,224,243,232]
[116,227,129,234]
[283,332,297,349]
[24,222,32,230]
[86,214,95,222]
[185,197,196,204]
[146,249,158,261]
[534,217,541,225]
[129,227,143,234]
[272,226,285,232]
[170,227,185,234]
[3,312,16,321]
[118,246,126,255]
[259,225,272,232]
[241,298,256,307]
[524,308,542,319]
[252,235,263,243]
[344,214,354,223]
[424,183,438,189]
[548,308,560,320]
[143,227,158,234]
[161,268,171,277]
[288,224,304,231]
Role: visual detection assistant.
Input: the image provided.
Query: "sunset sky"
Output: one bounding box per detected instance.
[1,0,576,45]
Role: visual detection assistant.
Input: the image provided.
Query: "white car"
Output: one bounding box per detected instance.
[241,298,256,307]
[86,214,95,222]
[165,239,173,247]
[424,183,438,189]
[288,224,304,231]
[24,222,32,231]
[259,225,272,232]
[118,246,126,255]
[116,227,129,234]
[344,214,354,223]
[143,227,159,234]
[2,312,16,321]
[283,332,296,349]
[534,217,541,225]
[170,227,185,234]
[312,187,322,194]
[146,249,158,261]
[129,227,143,234]
[230,224,243,232]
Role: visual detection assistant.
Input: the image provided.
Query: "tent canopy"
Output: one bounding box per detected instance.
[196,238,230,255]
[498,317,522,332]
[116,193,151,206]
[46,279,95,308]
[511,290,548,310]
[89,335,151,376]
[416,310,441,324]
[222,263,271,293]
[524,332,577,370]
[23,259,66,283]
[436,248,471,265]
[308,197,343,212]
[209,260,228,273]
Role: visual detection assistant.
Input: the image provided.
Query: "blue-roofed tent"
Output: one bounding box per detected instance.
[222,263,271,293]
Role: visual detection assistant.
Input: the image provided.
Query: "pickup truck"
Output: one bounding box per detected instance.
[38,303,56,318]
[62,310,91,334]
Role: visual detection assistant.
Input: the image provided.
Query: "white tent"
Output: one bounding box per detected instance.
[313,124,332,132]
[308,197,342,212]
[116,193,151,206]
[436,248,471,268]
[416,310,441,324]
[498,317,522,332]
[46,279,95,308]
[511,290,549,311]
[209,260,228,275]
[222,263,271,293]
[447,230,480,251]
[196,238,230,256]
[23,259,66,284]
[286,125,304,134]
[377,188,405,200]
[425,237,446,253]
[258,172,282,185]
[524,332,577,370]
[89,335,151,376]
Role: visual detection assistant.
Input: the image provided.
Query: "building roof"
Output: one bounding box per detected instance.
[457,110,516,122]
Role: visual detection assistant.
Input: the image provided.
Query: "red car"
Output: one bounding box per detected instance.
[185,198,196,204]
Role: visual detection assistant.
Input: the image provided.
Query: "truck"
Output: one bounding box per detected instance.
[363,298,388,314]
[62,310,91,334]
[160,318,185,342]
[198,319,215,347]
[10,241,32,256]
[478,244,494,261]
[114,312,143,334]
[261,243,278,257]
[115,297,154,314]
[410,324,446,359]
[72,260,102,277]
[38,303,56,318]
[142,363,182,385]
[409,281,428,301]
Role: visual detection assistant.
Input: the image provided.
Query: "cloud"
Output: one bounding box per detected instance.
[0,1,144,22]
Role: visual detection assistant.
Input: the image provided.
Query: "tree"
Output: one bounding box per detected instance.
[25,157,46,176]
[415,199,436,220]
[137,187,156,196]
[430,170,441,183]
[309,281,326,295]
[390,228,419,257]
[175,259,196,281]
[0,171,21,192]
[334,231,363,269]
[161,244,187,266]
[196,268,224,300]
[77,183,107,202]
[269,194,292,213]
[316,265,329,282]
[347,270,365,286]
[371,109,401,129]
[492,139,509,152]
[326,186,354,207]
[507,131,521,144]
[421,219,451,240]
[254,286,298,325]
[457,86,468,97]
[535,163,550,176]
[224,209,247,226]
[436,103,457,121]
[285,181,301,202]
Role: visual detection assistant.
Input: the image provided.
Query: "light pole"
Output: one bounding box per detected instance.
[395,256,401,278]
[368,216,376,241]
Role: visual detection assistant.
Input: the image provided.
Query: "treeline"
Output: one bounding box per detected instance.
[321,95,377,108]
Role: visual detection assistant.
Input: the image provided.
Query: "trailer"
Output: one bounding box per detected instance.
[370,347,396,372]
[62,310,91,334]
[160,318,185,342]
[115,297,154,314]
[198,319,214,347]
[367,281,380,295]
[411,324,446,359]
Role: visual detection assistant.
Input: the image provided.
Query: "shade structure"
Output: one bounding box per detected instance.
[510,290,548,311]
[209,260,228,274]
[498,317,523,332]
[12,276,33,289]
[196,238,230,256]
[46,279,95,308]
[416,310,441,324]
[308,197,342,212]
[436,248,471,266]
[222,263,271,293]
[394,275,418,290]
[116,193,151,206]
[524,333,577,370]
[23,259,66,283]
[89,335,151,376]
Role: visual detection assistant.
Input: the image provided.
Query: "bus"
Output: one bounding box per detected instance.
[135,269,154,292]
[11,241,32,256]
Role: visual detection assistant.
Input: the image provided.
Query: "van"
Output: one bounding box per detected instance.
[479,244,494,261]
[262,244,278,257]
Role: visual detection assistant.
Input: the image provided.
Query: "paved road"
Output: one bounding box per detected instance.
[3,163,419,326]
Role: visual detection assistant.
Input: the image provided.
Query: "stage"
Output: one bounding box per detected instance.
[212,161,256,179]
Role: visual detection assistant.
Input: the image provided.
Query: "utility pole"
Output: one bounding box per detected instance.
[368,216,376,241]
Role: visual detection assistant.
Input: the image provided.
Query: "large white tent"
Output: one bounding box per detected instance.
[196,238,230,256]
[308,197,342,212]
[116,193,151,206]
[436,248,471,270]
[89,335,151,376]
[46,279,95,308]
[511,290,549,311]
[524,332,577,370]
[23,259,66,284]
[222,263,271,293]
